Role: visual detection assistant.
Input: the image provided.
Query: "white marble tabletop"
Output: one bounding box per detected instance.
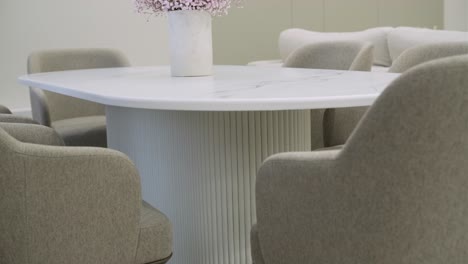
[19,65,400,111]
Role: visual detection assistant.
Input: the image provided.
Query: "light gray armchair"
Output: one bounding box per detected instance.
[252,55,468,264]
[323,41,468,148]
[0,125,173,264]
[389,41,468,73]
[283,41,374,71]
[282,41,374,149]
[27,48,130,147]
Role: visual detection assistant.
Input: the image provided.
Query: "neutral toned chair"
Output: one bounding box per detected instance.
[251,55,468,264]
[0,125,173,264]
[389,41,468,73]
[282,41,374,149]
[283,41,374,71]
[0,122,64,145]
[323,41,468,147]
[27,48,130,147]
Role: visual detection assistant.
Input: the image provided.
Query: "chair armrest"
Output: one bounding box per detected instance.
[0,122,64,146]
[0,114,38,124]
[17,144,141,263]
[0,104,12,114]
[254,149,340,264]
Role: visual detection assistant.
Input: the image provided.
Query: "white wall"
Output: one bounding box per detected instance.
[445,0,468,30]
[0,0,170,111]
[0,0,443,111]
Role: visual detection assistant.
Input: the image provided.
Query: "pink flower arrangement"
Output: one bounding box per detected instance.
[134,0,243,16]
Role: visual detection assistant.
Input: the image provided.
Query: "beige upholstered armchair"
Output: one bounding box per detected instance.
[27,48,130,147]
[0,124,173,264]
[389,41,468,73]
[283,41,374,71]
[252,55,468,264]
[282,41,374,149]
[323,42,468,148]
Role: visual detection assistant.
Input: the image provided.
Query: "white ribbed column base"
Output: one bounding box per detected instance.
[106,107,311,264]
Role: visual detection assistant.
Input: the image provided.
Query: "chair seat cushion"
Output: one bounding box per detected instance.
[52,115,107,147]
[135,201,173,264]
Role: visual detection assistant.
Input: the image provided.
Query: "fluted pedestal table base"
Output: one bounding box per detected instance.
[106,106,311,264]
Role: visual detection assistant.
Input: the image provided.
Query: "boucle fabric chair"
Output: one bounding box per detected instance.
[0,125,173,264]
[389,42,468,73]
[251,55,468,264]
[28,48,130,147]
[282,41,373,149]
[283,41,374,71]
[323,42,468,147]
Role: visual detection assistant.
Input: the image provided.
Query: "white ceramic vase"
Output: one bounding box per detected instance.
[168,10,213,77]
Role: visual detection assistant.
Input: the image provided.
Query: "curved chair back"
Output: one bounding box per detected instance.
[254,55,468,264]
[283,41,374,71]
[389,41,468,73]
[322,42,468,147]
[282,41,374,149]
[28,48,130,126]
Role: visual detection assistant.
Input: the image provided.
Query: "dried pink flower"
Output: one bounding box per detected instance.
[133,0,243,16]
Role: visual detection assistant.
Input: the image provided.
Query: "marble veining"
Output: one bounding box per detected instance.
[19,65,399,111]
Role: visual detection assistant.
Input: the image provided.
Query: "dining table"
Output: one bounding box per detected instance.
[19,65,399,264]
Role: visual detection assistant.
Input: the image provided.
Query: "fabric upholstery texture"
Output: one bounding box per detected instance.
[0,126,172,264]
[250,224,265,264]
[252,55,468,264]
[27,48,130,147]
[322,106,368,147]
[279,27,392,66]
[0,122,64,146]
[325,42,468,147]
[282,41,373,149]
[283,41,374,71]
[52,115,107,147]
[387,27,468,62]
[0,105,12,114]
[0,114,38,124]
[135,201,173,264]
[389,42,468,73]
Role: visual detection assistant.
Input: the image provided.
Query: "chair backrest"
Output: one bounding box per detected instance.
[283,41,374,71]
[389,42,468,73]
[28,48,130,126]
[333,55,468,262]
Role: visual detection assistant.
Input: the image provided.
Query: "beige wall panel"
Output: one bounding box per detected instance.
[379,0,443,28]
[444,0,468,30]
[213,0,292,64]
[324,0,379,31]
[291,0,324,30]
